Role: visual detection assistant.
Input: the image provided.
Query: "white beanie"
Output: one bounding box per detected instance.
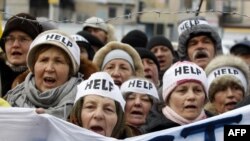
[162,61,208,102]
[101,49,135,70]
[82,17,108,32]
[27,29,80,75]
[74,72,125,111]
[120,78,159,103]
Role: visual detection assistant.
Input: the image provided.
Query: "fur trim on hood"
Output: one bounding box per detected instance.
[11,56,99,89]
[205,54,250,101]
[93,41,144,77]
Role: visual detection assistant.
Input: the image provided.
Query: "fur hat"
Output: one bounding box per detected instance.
[74,72,125,111]
[82,17,108,32]
[93,41,144,77]
[135,47,160,71]
[205,54,250,101]
[146,35,174,54]
[162,61,208,102]
[0,13,43,51]
[27,29,80,75]
[121,77,159,103]
[230,40,250,55]
[177,16,222,60]
[121,29,148,48]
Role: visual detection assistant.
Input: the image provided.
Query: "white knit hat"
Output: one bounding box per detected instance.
[82,17,108,32]
[162,61,208,102]
[120,78,159,103]
[74,72,125,111]
[27,29,80,75]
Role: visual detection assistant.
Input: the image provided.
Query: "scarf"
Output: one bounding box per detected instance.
[162,106,207,125]
[7,73,82,120]
[6,61,27,72]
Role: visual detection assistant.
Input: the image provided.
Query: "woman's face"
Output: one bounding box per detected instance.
[213,84,244,114]
[125,93,152,127]
[103,59,134,87]
[4,31,32,66]
[168,82,206,120]
[34,46,70,92]
[81,95,118,137]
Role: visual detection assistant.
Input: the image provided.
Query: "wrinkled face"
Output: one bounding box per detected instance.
[4,31,32,66]
[85,27,107,44]
[34,46,70,92]
[150,46,173,71]
[187,35,215,69]
[81,95,118,137]
[213,84,244,114]
[125,93,152,127]
[168,82,206,120]
[142,58,159,86]
[103,59,134,87]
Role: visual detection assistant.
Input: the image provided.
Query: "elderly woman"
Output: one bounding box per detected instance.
[205,55,249,115]
[6,30,89,120]
[140,61,211,133]
[69,72,139,138]
[120,77,159,128]
[93,41,144,87]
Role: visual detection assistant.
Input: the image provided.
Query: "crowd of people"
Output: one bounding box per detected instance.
[1,12,250,139]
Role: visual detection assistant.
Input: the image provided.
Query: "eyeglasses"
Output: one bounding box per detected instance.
[4,36,32,45]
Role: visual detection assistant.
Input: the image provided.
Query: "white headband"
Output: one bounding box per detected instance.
[74,72,125,111]
[207,66,248,94]
[120,78,159,102]
[178,19,209,35]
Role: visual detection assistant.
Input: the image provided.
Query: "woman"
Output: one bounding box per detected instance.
[0,13,43,97]
[6,30,89,120]
[69,72,139,138]
[120,77,159,128]
[93,41,144,87]
[205,55,249,115]
[140,61,211,133]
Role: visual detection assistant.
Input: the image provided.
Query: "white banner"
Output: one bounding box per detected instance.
[0,106,250,141]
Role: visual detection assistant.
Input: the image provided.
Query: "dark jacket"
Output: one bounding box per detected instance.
[0,55,27,97]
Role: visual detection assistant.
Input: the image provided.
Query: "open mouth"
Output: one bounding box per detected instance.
[130,110,143,118]
[185,105,197,109]
[44,77,56,85]
[145,74,152,79]
[90,126,104,134]
[225,101,237,109]
[194,51,208,60]
[11,51,22,56]
[114,80,122,86]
